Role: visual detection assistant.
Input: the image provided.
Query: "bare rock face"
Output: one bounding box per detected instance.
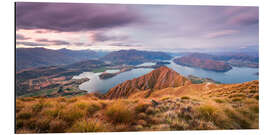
[105,66,191,99]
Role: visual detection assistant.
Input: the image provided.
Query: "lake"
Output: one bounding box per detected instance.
[73,58,258,93]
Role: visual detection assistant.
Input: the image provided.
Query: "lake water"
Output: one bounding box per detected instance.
[136,62,156,67]
[73,58,258,93]
[105,69,120,73]
[73,68,154,93]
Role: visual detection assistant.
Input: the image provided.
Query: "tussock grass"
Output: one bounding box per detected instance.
[105,101,134,124]
[181,96,190,100]
[49,119,67,133]
[16,80,259,133]
[224,108,252,129]
[196,104,218,122]
[60,106,85,124]
[86,102,102,116]
[68,119,106,132]
[134,102,149,113]
[214,98,226,103]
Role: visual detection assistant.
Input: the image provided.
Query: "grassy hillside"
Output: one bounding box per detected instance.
[16,80,258,133]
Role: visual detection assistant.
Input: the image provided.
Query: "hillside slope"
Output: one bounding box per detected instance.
[105,66,191,99]
[16,80,258,133]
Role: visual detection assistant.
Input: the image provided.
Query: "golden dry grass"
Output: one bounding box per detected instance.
[15,80,259,133]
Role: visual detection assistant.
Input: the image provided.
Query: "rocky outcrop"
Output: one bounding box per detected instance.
[105,66,191,99]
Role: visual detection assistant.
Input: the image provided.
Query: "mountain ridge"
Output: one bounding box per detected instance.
[105,66,191,99]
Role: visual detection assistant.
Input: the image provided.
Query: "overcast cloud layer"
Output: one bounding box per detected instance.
[16,2,258,52]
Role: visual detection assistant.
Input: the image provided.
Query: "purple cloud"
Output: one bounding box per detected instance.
[16,34,30,40]
[225,7,258,26]
[74,42,85,46]
[16,2,140,32]
[16,41,47,46]
[35,38,70,45]
[93,33,129,42]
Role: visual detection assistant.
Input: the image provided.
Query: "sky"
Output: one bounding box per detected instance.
[16,2,259,52]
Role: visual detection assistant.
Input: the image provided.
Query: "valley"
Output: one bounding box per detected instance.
[16,66,259,133]
[16,49,174,97]
[15,49,259,133]
[15,3,259,133]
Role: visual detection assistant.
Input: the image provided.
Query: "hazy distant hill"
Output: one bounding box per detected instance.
[102,49,172,65]
[174,55,232,72]
[173,53,258,71]
[16,48,99,71]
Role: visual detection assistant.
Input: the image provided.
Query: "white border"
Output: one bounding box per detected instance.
[1,0,269,135]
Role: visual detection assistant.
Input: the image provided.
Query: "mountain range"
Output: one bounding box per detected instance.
[16,48,173,72]
[16,48,99,71]
[16,66,259,133]
[173,53,258,72]
[102,49,172,65]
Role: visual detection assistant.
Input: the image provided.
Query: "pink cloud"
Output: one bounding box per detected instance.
[227,12,258,25]
[204,30,239,38]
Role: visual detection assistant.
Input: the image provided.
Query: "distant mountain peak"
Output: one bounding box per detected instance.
[105,66,191,99]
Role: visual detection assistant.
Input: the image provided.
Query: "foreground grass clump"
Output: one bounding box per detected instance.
[16,85,259,133]
[68,119,106,132]
[196,104,218,122]
[105,101,134,124]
